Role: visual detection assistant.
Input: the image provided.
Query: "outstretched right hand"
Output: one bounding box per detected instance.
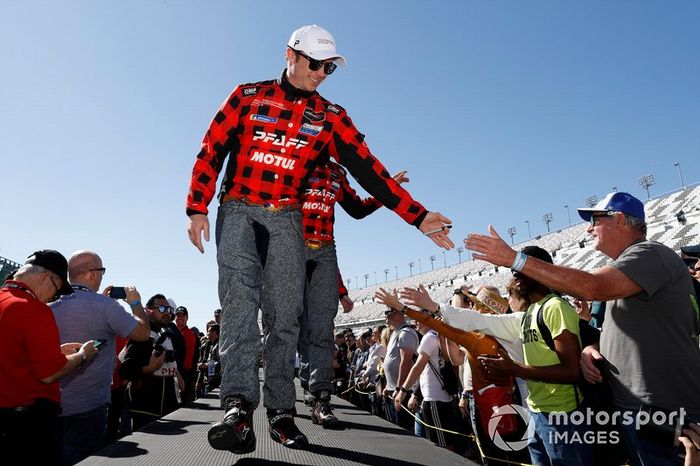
[374,288,403,311]
[400,284,436,311]
[187,214,210,254]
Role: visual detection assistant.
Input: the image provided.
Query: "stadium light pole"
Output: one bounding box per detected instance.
[408,262,414,277]
[442,251,446,268]
[373,271,377,285]
[564,205,571,226]
[429,255,436,271]
[674,162,685,189]
[364,274,369,288]
[384,268,389,283]
[457,247,463,263]
[584,195,598,208]
[507,226,517,245]
[525,220,531,239]
[347,278,351,291]
[637,174,655,200]
[542,212,553,233]
[418,258,422,274]
[394,265,398,280]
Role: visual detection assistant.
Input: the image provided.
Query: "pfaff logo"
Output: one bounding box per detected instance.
[250,151,296,170]
[243,87,258,96]
[304,188,336,200]
[253,131,308,149]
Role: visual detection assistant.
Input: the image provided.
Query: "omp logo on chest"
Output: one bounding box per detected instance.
[252,131,308,149]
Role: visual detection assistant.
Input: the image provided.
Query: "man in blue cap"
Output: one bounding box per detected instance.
[465,192,700,466]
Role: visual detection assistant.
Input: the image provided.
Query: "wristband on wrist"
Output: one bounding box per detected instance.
[422,303,440,318]
[511,251,528,272]
[398,386,413,395]
[129,300,141,308]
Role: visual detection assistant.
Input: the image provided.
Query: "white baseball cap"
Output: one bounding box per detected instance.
[287,25,347,66]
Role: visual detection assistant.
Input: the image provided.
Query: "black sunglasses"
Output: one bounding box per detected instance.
[589,211,616,227]
[293,49,337,75]
[89,267,106,274]
[153,305,174,314]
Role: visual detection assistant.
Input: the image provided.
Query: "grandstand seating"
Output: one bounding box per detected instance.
[335,184,700,330]
[0,256,21,283]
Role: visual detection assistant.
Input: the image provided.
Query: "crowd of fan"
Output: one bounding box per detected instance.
[325,236,700,466]
[3,193,700,466]
[0,249,226,466]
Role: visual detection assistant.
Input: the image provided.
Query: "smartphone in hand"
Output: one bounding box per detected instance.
[109,287,126,299]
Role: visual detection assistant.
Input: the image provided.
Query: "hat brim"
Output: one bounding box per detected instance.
[681,245,700,259]
[306,51,347,66]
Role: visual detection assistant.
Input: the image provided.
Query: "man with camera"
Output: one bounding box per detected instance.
[466,192,700,465]
[50,250,150,465]
[119,294,184,431]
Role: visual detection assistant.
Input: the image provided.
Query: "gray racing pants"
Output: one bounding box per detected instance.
[215,200,305,410]
[298,244,339,395]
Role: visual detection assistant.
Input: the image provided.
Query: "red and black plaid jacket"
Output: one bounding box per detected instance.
[186,71,427,227]
[302,161,382,242]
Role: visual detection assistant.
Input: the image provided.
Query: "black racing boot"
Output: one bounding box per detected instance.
[267,408,308,448]
[311,390,340,429]
[207,396,256,454]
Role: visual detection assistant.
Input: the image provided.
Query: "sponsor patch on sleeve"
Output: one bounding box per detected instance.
[326,104,341,115]
[242,87,258,96]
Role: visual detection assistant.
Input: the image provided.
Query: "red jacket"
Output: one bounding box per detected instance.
[187,71,427,228]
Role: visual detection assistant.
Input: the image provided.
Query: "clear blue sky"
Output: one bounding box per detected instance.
[2,1,698,330]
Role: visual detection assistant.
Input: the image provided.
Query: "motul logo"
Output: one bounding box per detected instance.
[303,201,331,213]
[250,151,296,170]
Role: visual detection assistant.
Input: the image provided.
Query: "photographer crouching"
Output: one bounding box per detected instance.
[119,294,184,430]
